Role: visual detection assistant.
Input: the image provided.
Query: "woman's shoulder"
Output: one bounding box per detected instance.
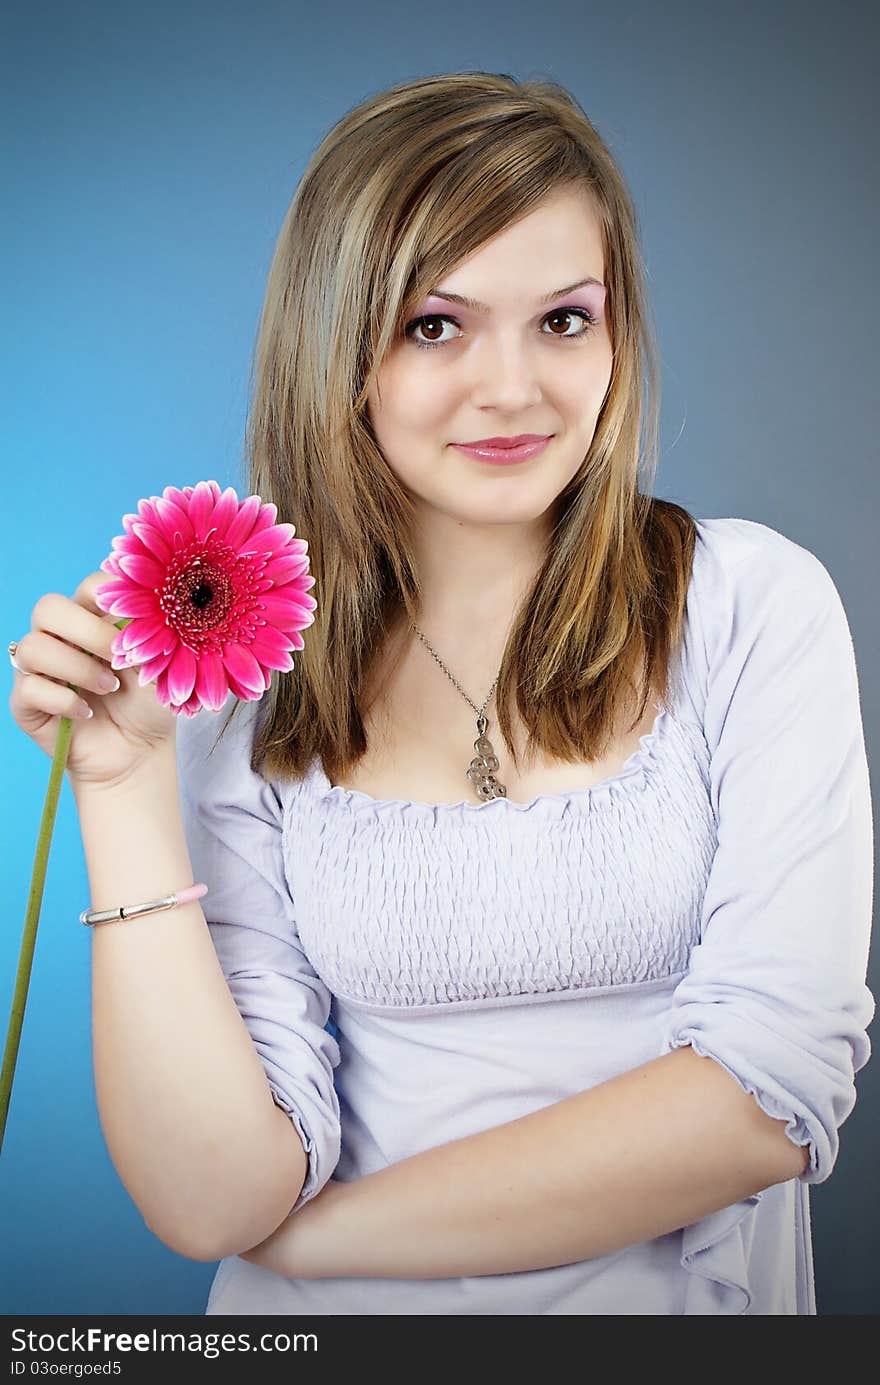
[175,690,258,766]
[690,514,834,590]
[686,514,842,633]
[173,692,286,817]
[669,515,845,726]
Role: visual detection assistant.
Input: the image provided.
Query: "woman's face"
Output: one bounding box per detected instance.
[366,184,613,531]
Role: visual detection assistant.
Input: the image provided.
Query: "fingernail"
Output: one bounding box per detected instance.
[98,672,121,691]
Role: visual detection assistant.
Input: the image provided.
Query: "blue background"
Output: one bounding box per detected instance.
[2,0,877,1315]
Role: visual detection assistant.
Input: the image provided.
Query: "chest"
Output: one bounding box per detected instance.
[331,650,664,809]
[290,707,716,1009]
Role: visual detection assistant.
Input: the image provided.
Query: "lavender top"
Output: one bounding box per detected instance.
[174,516,875,1315]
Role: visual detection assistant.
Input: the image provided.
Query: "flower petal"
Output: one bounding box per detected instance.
[119,618,164,650]
[174,689,206,716]
[249,629,295,671]
[225,672,265,702]
[94,581,131,612]
[187,481,217,541]
[126,625,175,660]
[250,501,281,537]
[151,671,177,708]
[154,496,195,544]
[118,553,168,589]
[207,486,246,541]
[221,640,265,696]
[222,495,263,550]
[164,642,198,704]
[259,590,315,628]
[136,647,175,681]
[193,649,232,710]
[100,588,160,618]
[251,624,294,656]
[130,520,175,564]
[137,497,165,531]
[161,485,190,508]
[264,553,310,585]
[239,522,297,558]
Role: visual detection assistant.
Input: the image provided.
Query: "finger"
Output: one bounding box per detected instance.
[73,569,122,617]
[14,670,94,721]
[11,630,121,697]
[31,586,124,668]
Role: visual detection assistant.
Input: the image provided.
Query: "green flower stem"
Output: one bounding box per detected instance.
[0,617,132,1156]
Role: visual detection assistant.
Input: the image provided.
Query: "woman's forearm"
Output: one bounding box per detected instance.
[243,1042,807,1279]
[76,752,306,1259]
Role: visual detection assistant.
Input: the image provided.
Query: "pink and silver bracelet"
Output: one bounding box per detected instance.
[80,882,208,928]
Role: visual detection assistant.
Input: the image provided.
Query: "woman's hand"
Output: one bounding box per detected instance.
[240,1178,348,1279]
[9,571,179,789]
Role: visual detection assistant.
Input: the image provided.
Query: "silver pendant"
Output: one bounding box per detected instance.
[466,713,508,801]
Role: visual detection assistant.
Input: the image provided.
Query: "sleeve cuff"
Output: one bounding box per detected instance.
[268,1082,329,1213]
[664,1031,819,1183]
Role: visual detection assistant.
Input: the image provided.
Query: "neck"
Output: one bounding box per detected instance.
[410,505,555,641]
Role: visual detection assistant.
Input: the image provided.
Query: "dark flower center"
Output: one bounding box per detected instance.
[161,539,265,655]
[191,581,213,611]
[163,552,236,645]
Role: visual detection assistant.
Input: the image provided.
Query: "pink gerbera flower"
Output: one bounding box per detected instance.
[93,480,316,716]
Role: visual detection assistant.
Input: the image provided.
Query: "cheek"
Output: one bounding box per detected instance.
[566,348,613,414]
[382,367,457,436]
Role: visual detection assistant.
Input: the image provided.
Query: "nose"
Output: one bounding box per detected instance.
[467,334,544,412]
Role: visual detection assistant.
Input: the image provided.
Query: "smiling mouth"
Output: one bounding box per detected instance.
[450,436,554,464]
[455,434,553,448]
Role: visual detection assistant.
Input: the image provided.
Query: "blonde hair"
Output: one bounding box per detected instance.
[216,70,697,786]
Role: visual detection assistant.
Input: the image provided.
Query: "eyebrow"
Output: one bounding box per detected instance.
[425,277,605,312]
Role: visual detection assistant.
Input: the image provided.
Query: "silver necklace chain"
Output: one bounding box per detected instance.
[411,623,508,802]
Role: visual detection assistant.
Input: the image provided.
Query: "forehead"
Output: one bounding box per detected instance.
[424,276,605,314]
[424,189,606,307]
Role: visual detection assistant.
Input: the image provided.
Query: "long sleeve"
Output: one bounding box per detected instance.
[659,521,875,1185]
[175,692,341,1213]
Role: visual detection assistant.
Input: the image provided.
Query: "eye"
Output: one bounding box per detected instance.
[542,308,598,339]
[405,315,462,349]
[404,307,599,351]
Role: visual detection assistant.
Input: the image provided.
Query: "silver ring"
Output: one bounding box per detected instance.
[8,640,25,674]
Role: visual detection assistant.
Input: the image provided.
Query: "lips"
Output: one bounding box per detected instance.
[457,433,551,448]
[450,436,553,465]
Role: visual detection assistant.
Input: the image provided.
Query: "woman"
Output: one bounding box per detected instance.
[11,71,874,1314]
